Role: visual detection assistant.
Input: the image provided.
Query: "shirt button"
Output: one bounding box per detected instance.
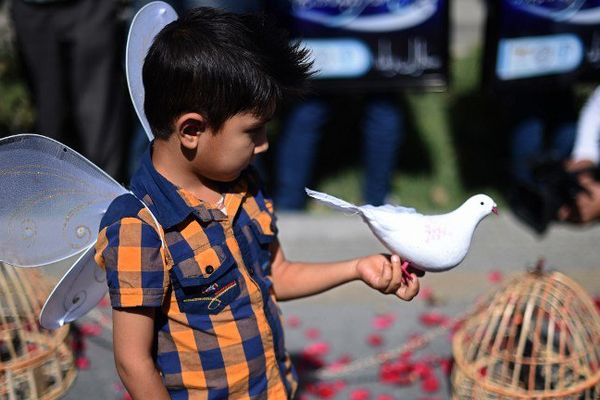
[205,265,214,275]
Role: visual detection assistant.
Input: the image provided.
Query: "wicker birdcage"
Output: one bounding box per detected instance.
[452,268,600,399]
[0,262,76,400]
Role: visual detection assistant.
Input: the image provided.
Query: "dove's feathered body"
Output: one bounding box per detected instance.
[305,189,496,272]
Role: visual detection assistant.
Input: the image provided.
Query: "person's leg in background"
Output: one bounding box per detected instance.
[361,95,404,206]
[510,116,544,186]
[71,0,129,180]
[274,98,330,210]
[10,1,69,144]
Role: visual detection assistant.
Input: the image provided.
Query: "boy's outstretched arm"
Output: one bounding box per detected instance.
[112,307,171,400]
[269,239,422,301]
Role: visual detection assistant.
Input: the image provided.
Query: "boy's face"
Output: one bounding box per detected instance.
[193,112,270,182]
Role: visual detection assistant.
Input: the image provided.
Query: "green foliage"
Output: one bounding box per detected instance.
[0,47,34,134]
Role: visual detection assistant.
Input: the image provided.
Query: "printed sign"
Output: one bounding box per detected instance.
[484,0,600,90]
[267,0,450,91]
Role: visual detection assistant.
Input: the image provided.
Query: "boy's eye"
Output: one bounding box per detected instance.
[247,126,266,136]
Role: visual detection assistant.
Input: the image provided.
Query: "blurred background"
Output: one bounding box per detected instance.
[1,0,600,399]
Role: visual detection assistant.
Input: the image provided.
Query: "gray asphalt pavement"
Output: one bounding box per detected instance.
[53,209,600,400]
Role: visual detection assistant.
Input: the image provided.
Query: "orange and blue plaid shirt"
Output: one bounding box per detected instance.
[95,148,297,399]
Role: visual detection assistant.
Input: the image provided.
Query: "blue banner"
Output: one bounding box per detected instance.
[484,0,600,89]
[267,0,449,91]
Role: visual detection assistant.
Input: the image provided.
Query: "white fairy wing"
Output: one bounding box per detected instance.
[39,244,107,329]
[0,134,128,267]
[126,1,178,140]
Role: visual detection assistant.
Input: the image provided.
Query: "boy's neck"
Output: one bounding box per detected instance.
[151,138,223,204]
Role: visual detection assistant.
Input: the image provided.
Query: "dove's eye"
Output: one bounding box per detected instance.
[480,202,484,205]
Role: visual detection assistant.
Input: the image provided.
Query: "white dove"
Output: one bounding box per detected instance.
[305,188,497,277]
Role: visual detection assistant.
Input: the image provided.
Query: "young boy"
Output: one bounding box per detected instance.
[95,8,422,400]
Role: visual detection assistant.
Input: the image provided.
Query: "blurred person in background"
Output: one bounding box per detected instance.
[275,95,405,210]
[10,0,129,180]
[558,86,600,224]
[504,87,578,232]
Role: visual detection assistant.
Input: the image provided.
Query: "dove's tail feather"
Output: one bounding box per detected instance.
[305,188,361,214]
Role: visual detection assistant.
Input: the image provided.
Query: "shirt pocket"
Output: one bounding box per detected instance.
[248,211,277,275]
[169,244,241,314]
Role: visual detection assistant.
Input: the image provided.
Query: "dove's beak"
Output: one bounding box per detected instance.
[492,206,498,215]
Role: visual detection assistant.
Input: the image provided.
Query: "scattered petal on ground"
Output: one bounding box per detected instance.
[349,388,371,400]
[304,328,321,340]
[439,358,453,376]
[419,312,450,327]
[413,361,433,379]
[287,315,301,328]
[328,354,352,371]
[488,270,503,283]
[75,356,91,370]
[80,323,103,337]
[367,334,384,347]
[302,341,331,357]
[372,314,395,330]
[98,296,110,308]
[306,382,340,399]
[379,359,414,385]
[421,373,440,393]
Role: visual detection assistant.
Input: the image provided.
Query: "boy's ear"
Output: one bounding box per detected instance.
[174,113,207,149]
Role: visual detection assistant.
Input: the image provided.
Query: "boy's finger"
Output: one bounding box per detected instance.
[386,255,402,293]
[396,274,420,301]
[378,259,392,289]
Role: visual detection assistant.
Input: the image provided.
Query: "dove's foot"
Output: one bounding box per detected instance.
[401,261,413,284]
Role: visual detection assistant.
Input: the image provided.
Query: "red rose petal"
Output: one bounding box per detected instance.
[287,315,301,328]
[80,323,103,337]
[349,388,371,400]
[367,334,384,347]
[593,296,600,313]
[421,374,440,393]
[302,341,330,357]
[306,382,340,399]
[379,360,414,385]
[439,358,453,376]
[372,314,395,330]
[98,296,110,308]
[488,270,503,284]
[304,328,321,340]
[328,354,352,371]
[419,312,450,327]
[413,361,433,379]
[75,356,91,370]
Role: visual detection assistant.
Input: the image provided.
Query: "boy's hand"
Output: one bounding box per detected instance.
[355,254,422,301]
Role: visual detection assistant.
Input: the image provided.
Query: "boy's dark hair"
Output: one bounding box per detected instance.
[143,7,313,139]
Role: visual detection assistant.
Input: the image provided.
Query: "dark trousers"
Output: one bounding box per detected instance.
[11,0,129,179]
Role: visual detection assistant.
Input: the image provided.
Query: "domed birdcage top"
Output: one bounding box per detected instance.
[0,262,75,399]
[452,268,600,399]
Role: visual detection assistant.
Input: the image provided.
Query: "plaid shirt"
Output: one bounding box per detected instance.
[95,148,297,399]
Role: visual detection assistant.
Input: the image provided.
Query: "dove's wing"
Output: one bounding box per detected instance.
[305,188,361,213]
[39,244,107,329]
[360,203,418,215]
[0,134,128,267]
[126,1,178,140]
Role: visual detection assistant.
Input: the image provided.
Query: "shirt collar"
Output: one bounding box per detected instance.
[130,144,247,229]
